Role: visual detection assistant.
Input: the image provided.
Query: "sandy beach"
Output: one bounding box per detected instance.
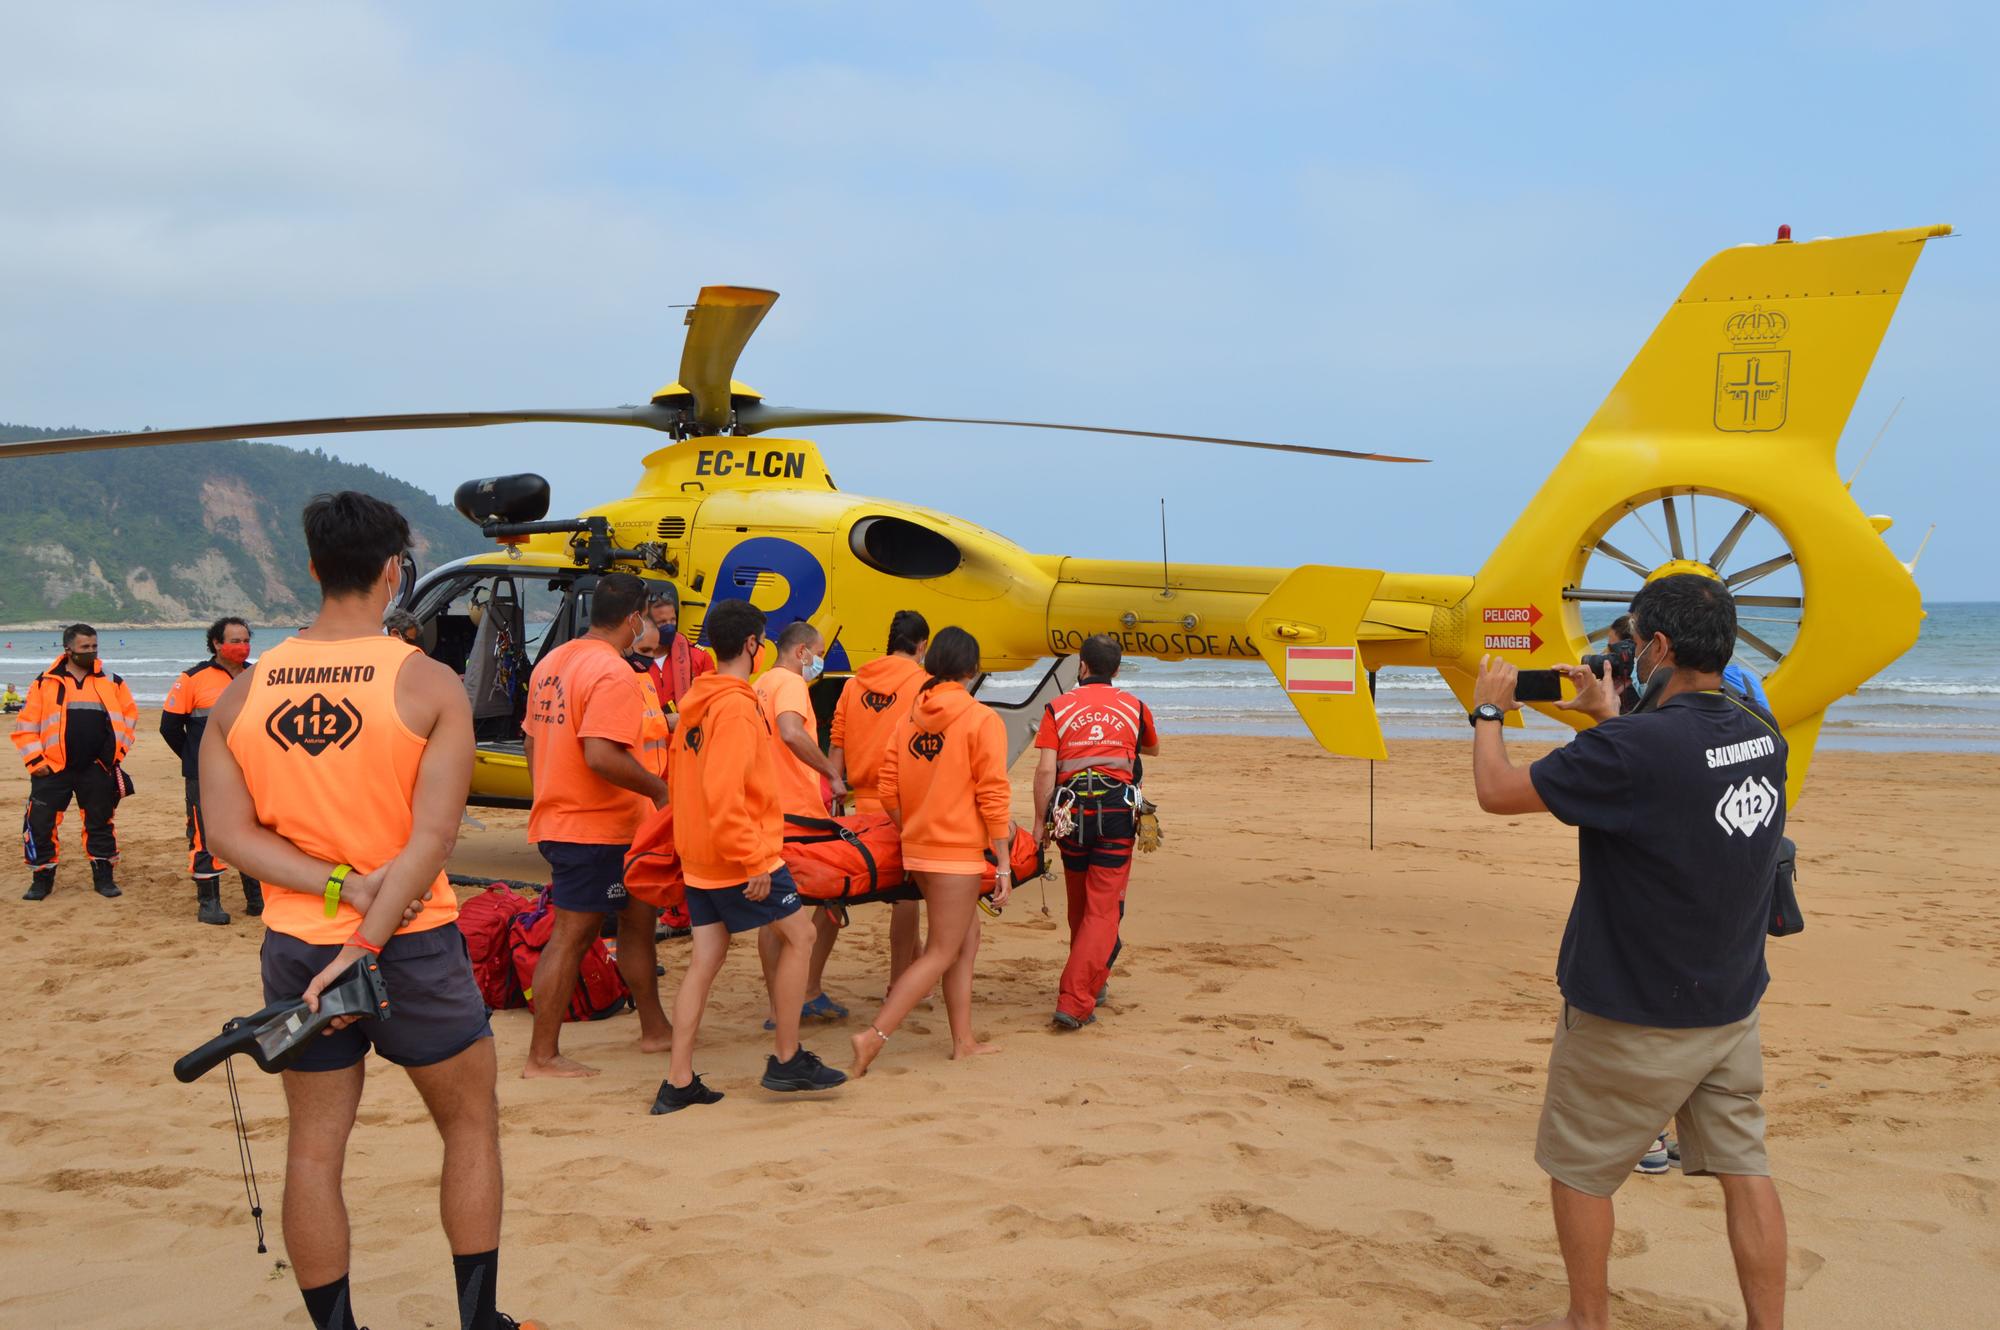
[2,717,1995,1328]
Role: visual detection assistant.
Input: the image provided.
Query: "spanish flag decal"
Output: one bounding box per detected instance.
[1283,646,1357,695]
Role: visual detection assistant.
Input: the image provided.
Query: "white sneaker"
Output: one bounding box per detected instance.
[1634,1133,1671,1174]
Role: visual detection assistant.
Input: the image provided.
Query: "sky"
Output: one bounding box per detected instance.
[2,1,1993,598]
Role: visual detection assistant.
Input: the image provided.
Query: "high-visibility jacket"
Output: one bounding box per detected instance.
[161,658,236,779]
[11,656,139,776]
[630,656,671,781]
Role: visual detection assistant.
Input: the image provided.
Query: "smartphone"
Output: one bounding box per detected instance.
[1514,669,1564,703]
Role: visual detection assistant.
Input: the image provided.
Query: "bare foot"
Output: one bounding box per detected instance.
[521,1054,600,1079]
[951,1040,1002,1060]
[850,1027,887,1077]
[637,1031,673,1054]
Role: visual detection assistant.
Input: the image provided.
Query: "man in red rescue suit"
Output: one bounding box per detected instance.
[646,584,714,726]
[1033,634,1159,1029]
[162,616,262,925]
[13,623,139,901]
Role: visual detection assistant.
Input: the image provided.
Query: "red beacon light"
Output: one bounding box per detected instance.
[1776,224,1793,243]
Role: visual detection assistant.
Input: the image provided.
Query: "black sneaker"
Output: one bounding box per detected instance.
[1052,1011,1096,1030]
[23,869,55,901]
[649,1073,725,1116]
[761,1047,848,1092]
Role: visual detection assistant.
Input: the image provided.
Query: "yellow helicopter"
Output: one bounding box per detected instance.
[7,222,1950,808]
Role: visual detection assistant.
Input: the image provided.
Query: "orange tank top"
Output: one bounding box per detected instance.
[227,635,455,944]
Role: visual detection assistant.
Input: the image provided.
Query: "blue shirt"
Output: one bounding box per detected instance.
[1722,662,1770,710]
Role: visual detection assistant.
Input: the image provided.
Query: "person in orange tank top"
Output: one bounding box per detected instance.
[1031,634,1160,1029]
[519,571,673,1079]
[850,627,1014,1077]
[199,492,542,1330]
[829,609,930,987]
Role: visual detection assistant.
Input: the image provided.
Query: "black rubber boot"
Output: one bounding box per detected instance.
[90,858,123,899]
[23,867,55,901]
[241,875,264,917]
[197,879,231,926]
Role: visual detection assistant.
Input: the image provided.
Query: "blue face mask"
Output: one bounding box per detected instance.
[802,652,825,683]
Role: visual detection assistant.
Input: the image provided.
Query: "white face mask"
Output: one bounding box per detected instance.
[801,651,825,682]
[1634,634,1671,704]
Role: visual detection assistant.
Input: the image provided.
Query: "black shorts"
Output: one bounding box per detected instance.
[538,840,632,914]
[685,866,803,934]
[260,924,493,1073]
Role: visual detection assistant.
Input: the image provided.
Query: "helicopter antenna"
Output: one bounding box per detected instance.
[1159,498,1171,594]
[1903,522,1936,574]
[1845,396,1903,490]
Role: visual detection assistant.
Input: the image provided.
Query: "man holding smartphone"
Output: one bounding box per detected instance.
[1466,574,1791,1330]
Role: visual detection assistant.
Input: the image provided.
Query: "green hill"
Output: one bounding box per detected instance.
[0,424,488,625]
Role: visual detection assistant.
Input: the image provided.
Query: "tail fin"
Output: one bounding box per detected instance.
[1247,565,1387,759]
[1462,224,1951,802]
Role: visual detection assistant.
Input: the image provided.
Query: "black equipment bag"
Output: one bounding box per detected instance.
[1768,837,1803,937]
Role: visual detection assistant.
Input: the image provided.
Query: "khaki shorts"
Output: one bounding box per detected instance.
[1535,1002,1768,1197]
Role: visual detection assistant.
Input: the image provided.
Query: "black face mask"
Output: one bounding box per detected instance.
[67,650,97,671]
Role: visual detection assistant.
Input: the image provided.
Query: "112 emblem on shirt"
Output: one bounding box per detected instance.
[1714,775,1781,837]
[909,731,945,761]
[264,694,363,756]
[861,690,897,713]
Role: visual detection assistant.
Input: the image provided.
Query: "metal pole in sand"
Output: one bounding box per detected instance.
[1367,670,1379,850]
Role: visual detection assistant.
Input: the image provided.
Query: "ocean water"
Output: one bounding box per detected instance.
[3,603,1994,753]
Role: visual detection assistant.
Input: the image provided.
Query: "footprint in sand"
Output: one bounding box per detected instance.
[1787,1246,1826,1290]
[1941,1173,1995,1216]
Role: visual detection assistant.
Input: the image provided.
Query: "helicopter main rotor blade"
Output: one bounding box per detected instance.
[732,403,1428,463]
[0,407,683,459]
[679,286,778,433]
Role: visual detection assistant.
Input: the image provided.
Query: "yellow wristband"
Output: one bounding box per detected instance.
[324,864,352,918]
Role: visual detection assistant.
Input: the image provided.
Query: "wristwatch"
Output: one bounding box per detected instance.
[1468,703,1506,727]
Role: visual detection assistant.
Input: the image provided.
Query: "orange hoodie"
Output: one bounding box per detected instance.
[877,680,1012,864]
[668,674,785,889]
[829,653,928,806]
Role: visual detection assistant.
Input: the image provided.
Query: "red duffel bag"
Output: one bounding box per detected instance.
[457,884,535,1011]
[509,888,631,1022]
[623,801,685,910]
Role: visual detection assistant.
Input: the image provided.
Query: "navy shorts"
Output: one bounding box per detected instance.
[259,924,493,1073]
[538,840,632,914]
[685,866,803,934]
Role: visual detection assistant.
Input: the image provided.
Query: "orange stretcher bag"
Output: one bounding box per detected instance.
[984,824,1046,889]
[781,815,1044,906]
[782,813,911,903]
[622,801,685,909]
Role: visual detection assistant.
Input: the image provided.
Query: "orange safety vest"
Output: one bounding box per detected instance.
[632,658,671,780]
[10,656,138,776]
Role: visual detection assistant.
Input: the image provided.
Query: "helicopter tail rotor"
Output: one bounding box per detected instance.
[1454,223,1952,802]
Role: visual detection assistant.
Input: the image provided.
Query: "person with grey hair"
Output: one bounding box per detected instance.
[383,609,423,647]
